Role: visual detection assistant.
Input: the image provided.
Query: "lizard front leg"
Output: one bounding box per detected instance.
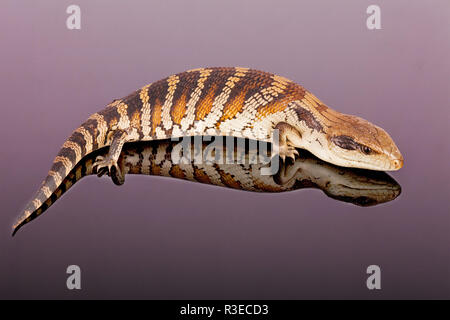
[93,128,130,185]
[274,122,302,162]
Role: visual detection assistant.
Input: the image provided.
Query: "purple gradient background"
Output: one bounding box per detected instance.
[1,0,449,299]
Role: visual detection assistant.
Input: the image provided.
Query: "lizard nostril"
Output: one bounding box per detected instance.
[392,158,403,169]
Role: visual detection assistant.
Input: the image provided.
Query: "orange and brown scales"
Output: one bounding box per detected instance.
[94,67,308,143]
[13,67,316,235]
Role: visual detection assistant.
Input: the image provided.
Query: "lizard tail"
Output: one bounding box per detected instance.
[12,121,105,236]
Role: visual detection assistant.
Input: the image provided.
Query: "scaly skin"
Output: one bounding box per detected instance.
[13,67,403,234]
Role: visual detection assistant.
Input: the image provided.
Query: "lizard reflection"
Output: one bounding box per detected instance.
[14,138,401,234]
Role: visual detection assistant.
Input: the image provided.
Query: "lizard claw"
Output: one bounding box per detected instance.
[279,145,299,162]
[93,155,120,178]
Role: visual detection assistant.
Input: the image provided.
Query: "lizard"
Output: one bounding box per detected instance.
[13,67,403,235]
[12,138,401,234]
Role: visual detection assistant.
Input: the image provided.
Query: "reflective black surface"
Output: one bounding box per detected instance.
[17,138,402,231]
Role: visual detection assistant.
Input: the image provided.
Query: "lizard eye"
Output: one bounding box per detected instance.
[360,145,372,155]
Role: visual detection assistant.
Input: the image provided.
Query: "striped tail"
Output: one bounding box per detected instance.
[12,119,106,236]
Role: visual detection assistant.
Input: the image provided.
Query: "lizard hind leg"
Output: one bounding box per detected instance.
[93,129,129,186]
[274,122,303,162]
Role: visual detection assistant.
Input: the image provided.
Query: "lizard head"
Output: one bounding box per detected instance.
[323,113,403,171]
[291,99,403,171]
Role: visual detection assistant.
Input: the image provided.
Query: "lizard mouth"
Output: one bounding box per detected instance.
[332,154,393,171]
